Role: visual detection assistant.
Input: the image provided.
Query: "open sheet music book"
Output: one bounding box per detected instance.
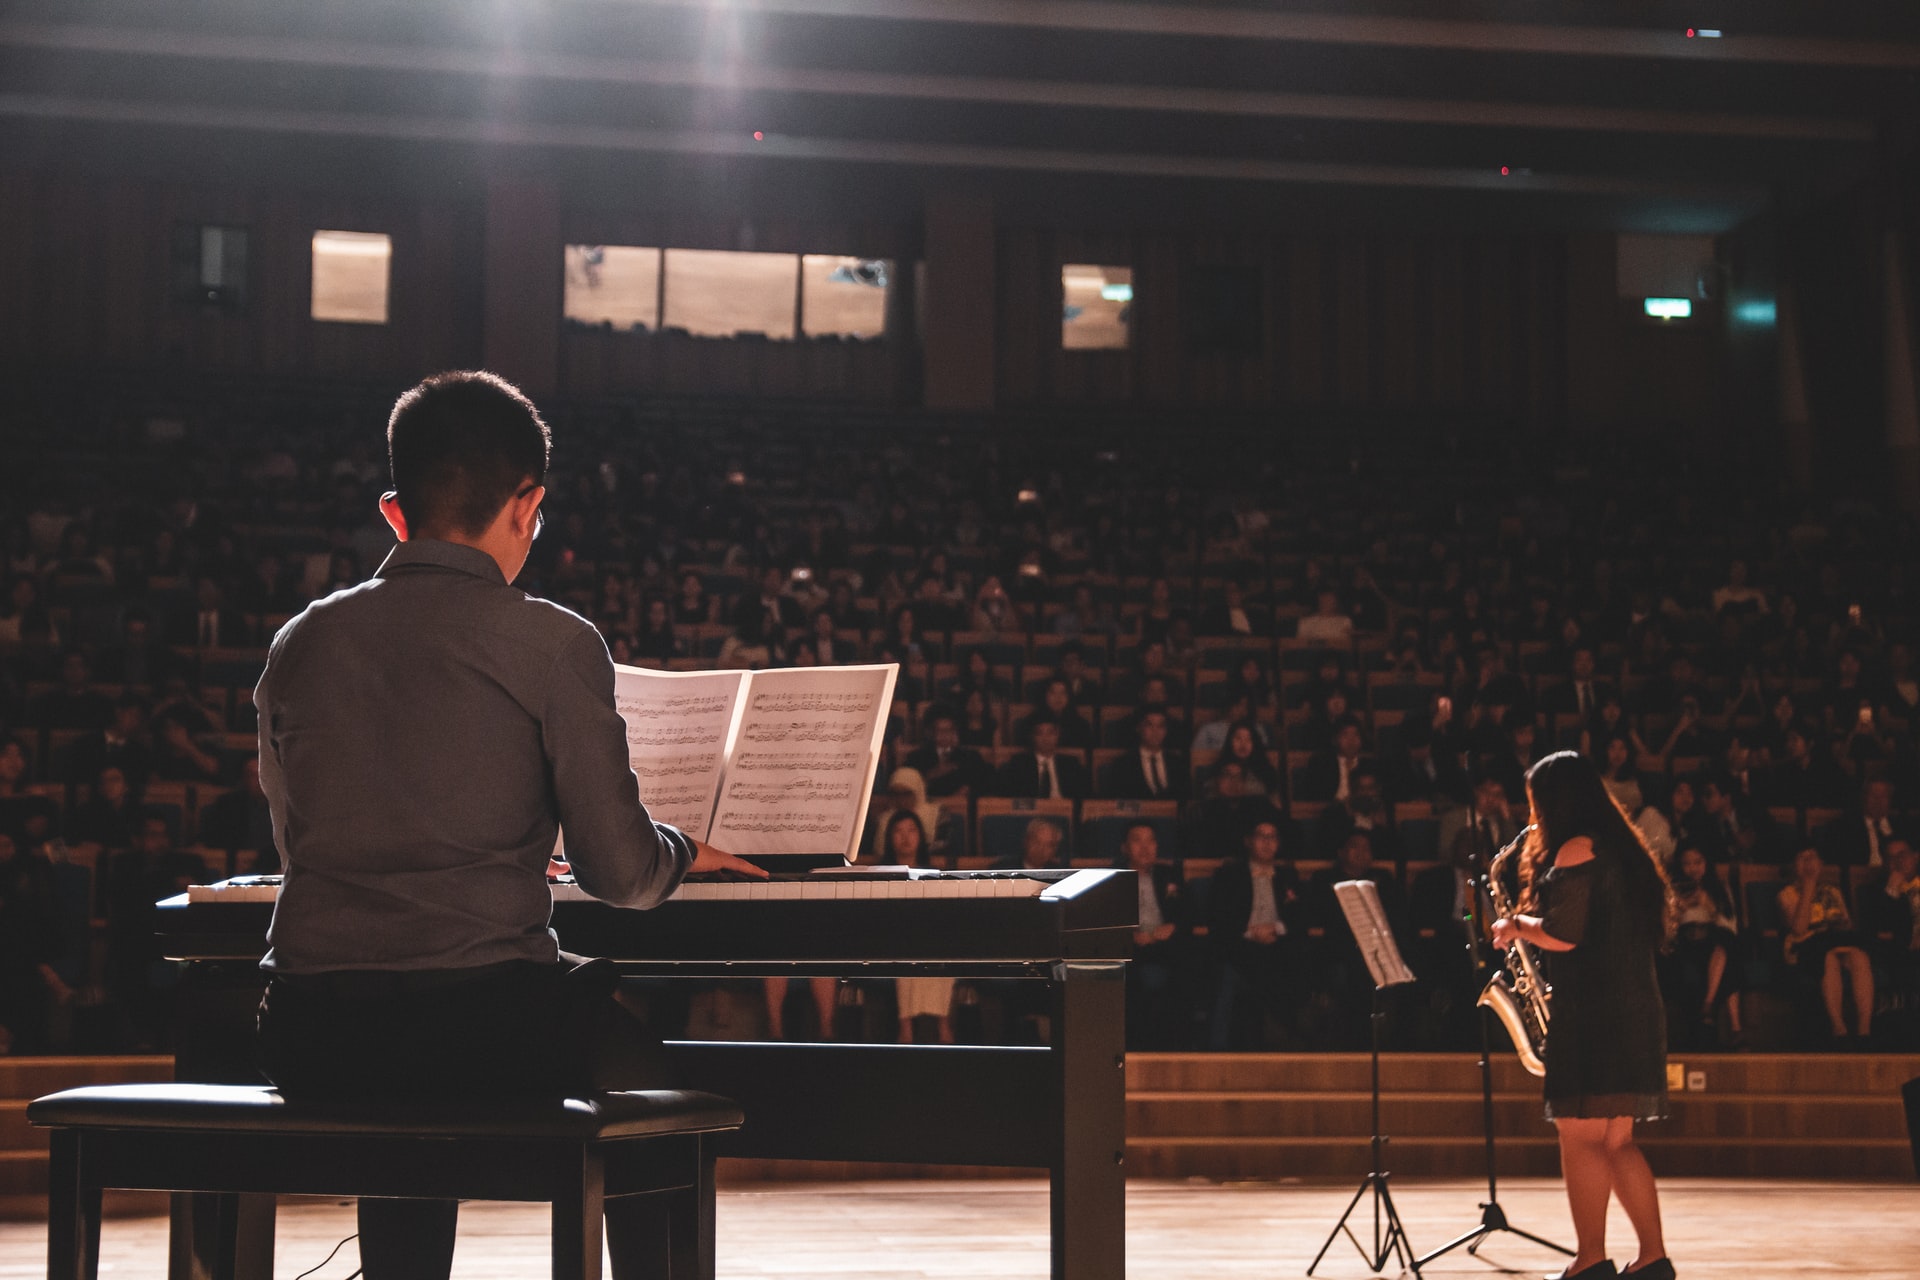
[1333,879,1418,989]
[586,661,899,864]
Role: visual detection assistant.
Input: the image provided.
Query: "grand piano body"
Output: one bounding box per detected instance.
[157,867,1135,1280]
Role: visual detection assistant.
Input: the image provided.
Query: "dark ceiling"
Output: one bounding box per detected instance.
[3,0,1917,232]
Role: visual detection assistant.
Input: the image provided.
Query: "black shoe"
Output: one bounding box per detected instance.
[1623,1259,1675,1280]
[1549,1263,1618,1280]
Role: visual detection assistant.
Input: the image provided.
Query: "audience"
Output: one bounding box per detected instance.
[5,384,1920,1054]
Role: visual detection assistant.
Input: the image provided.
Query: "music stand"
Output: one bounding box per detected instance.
[1307,880,1421,1277]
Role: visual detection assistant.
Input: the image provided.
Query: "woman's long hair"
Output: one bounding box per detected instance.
[1519,750,1673,938]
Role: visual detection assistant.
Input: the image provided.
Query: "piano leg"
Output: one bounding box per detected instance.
[1050,961,1127,1280]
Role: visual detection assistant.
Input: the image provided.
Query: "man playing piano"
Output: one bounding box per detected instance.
[251,370,764,1280]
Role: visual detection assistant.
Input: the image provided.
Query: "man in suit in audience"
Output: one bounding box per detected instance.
[1296,719,1375,804]
[903,708,995,799]
[68,693,154,794]
[1199,580,1265,637]
[1540,646,1615,725]
[1206,818,1307,1049]
[1821,777,1902,869]
[1100,706,1189,801]
[997,712,1090,800]
[1312,764,1401,862]
[1120,821,1195,1049]
[1113,641,1186,707]
[96,612,176,688]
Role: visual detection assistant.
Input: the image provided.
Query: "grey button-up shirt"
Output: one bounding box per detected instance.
[256,539,693,974]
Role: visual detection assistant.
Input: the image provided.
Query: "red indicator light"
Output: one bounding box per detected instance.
[1500,166,1510,176]
[753,131,764,141]
[1686,28,1696,37]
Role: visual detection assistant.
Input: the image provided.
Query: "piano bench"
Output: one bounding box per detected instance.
[28,1083,746,1280]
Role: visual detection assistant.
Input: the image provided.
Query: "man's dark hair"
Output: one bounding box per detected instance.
[387,371,551,538]
[1025,709,1060,742]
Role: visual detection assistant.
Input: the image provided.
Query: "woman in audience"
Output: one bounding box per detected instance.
[1777,844,1874,1044]
[881,811,956,1043]
[1206,721,1279,799]
[631,596,681,663]
[1226,656,1277,716]
[1663,845,1743,1046]
[672,571,712,625]
[1599,733,1644,814]
[957,689,1002,749]
[875,604,926,668]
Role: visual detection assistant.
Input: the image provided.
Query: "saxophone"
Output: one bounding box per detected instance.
[1476,825,1550,1077]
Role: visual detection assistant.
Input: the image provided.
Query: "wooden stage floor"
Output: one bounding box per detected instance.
[0,1176,1912,1278]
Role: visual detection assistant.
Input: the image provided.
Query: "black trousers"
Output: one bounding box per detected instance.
[256,955,673,1280]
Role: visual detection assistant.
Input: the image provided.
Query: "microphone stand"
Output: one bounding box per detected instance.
[1414,850,1571,1269]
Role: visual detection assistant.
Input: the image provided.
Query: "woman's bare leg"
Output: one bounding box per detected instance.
[1604,1116,1666,1271]
[1554,1117,1614,1274]
[1840,948,1874,1036]
[810,977,839,1041]
[1820,951,1849,1036]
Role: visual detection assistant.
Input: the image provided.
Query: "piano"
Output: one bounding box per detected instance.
[158,867,1135,1280]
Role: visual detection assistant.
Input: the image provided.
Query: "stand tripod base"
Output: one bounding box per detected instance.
[1307,1171,1419,1277]
[1413,1199,1573,1268]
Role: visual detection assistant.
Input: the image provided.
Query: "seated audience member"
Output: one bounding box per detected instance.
[1206,819,1307,1049]
[1050,641,1105,708]
[1191,692,1268,753]
[1382,714,1469,809]
[864,766,949,866]
[1313,765,1400,862]
[1225,656,1277,716]
[879,811,955,1043]
[175,576,246,649]
[1763,727,1847,810]
[1486,711,1543,806]
[1199,580,1265,637]
[1134,577,1180,645]
[1442,771,1521,875]
[1120,822,1193,1049]
[970,575,1022,634]
[1663,846,1744,1047]
[1823,777,1903,869]
[1541,646,1614,724]
[1194,760,1284,853]
[1016,678,1095,751]
[874,604,926,668]
[105,814,211,1048]
[1099,706,1189,801]
[947,648,1014,705]
[629,596,681,662]
[1114,640,1186,707]
[956,688,1002,749]
[200,757,279,871]
[1695,773,1766,864]
[998,712,1090,801]
[0,829,69,1055]
[1203,721,1279,799]
[1777,844,1874,1045]
[1597,732,1643,814]
[70,693,155,793]
[672,571,712,625]
[96,612,176,688]
[1409,821,1492,1036]
[1296,718,1374,804]
[903,709,994,798]
[1294,589,1353,646]
[31,650,112,731]
[1309,830,1410,1045]
[68,765,141,855]
[1050,584,1108,638]
[1858,835,1919,1003]
[996,817,1068,871]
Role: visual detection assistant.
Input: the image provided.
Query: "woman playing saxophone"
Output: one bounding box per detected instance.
[1491,751,1676,1280]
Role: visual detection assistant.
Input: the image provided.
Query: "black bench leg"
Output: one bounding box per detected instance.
[665,1138,718,1280]
[47,1130,101,1280]
[552,1147,606,1280]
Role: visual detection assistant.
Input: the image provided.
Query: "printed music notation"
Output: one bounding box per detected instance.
[707,665,897,857]
[557,662,897,858]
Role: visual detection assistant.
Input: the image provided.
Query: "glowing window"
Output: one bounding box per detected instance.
[662,249,797,340]
[1063,264,1132,349]
[802,255,890,339]
[310,230,391,324]
[1644,297,1693,320]
[564,245,662,330]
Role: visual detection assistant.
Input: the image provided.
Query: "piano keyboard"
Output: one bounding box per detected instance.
[187,871,1052,905]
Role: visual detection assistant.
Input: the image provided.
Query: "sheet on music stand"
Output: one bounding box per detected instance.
[1334,879,1417,988]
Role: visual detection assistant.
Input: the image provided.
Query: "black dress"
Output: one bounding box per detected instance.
[1537,845,1669,1122]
